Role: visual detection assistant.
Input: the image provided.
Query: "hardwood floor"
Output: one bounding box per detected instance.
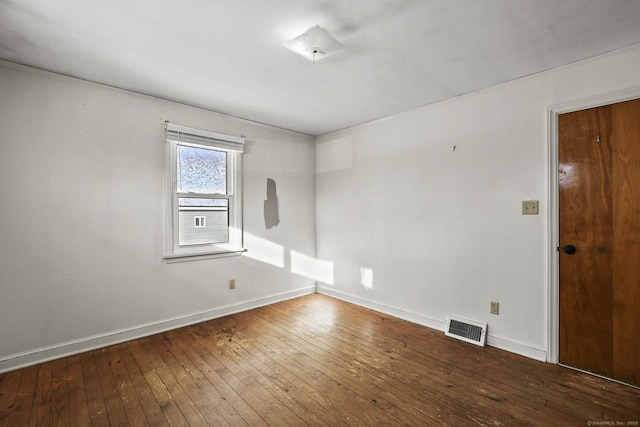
[1,294,639,426]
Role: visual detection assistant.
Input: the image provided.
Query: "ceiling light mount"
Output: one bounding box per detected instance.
[283,25,344,62]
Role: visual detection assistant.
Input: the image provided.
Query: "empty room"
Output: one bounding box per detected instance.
[1,1,640,425]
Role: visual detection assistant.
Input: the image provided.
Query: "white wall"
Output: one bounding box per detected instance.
[0,61,316,372]
[3,44,640,372]
[316,44,640,361]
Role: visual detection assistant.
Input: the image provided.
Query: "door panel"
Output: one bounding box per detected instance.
[558,98,640,386]
[611,99,640,384]
[559,105,614,377]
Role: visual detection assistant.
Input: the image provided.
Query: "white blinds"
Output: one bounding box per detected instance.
[165,122,245,153]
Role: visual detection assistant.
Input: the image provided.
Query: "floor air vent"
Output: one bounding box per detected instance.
[445,314,487,347]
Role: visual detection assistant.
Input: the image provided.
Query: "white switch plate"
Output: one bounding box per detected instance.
[522,200,539,215]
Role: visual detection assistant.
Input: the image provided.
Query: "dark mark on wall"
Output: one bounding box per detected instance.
[264,178,280,229]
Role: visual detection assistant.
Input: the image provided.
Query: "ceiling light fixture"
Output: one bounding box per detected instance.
[282,25,344,63]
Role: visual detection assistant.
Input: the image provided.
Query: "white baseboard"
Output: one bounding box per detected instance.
[0,286,315,374]
[317,286,548,362]
[317,286,446,331]
[486,335,547,362]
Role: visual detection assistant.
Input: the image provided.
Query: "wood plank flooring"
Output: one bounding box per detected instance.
[1,293,639,426]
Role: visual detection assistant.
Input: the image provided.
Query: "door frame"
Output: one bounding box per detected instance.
[547,86,640,364]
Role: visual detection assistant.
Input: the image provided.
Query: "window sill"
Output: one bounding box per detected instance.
[163,248,247,263]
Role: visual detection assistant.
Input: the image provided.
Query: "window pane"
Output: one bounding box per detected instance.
[177,145,226,194]
[178,198,228,246]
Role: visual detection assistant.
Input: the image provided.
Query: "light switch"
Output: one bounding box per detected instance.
[522,200,539,215]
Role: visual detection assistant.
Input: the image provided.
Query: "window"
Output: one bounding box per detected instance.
[194,216,206,228]
[164,123,245,260]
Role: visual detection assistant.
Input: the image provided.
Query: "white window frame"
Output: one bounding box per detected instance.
[163,122,245,261]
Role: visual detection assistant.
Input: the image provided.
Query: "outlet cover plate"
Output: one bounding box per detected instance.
[522,200,539,215]
[490,301,500,315]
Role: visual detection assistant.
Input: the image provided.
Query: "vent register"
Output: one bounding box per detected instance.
[445,314,487,347]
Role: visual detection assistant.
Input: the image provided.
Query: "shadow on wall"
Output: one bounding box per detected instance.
[264,178,280,229]
[247,177,339,286]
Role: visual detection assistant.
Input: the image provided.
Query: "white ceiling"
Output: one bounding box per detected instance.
[1,1,640,136]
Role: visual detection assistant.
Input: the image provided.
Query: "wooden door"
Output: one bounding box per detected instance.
[558,98,640,386]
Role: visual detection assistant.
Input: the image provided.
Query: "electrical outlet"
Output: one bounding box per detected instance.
[490,301,500,315]
[522,200,539,215]
[229,279,236,290]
